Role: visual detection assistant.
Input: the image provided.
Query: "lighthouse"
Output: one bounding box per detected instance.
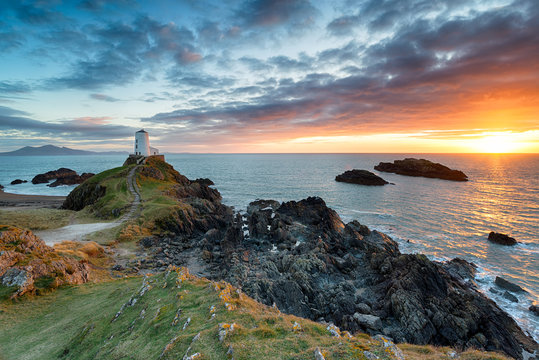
[134,129,150,156]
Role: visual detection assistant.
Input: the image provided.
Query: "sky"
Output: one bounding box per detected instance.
[0,0,538,153]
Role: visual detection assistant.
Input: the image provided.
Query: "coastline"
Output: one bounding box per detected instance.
[0,189,65,209]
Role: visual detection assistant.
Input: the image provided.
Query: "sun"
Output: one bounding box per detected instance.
[475,133,519,153]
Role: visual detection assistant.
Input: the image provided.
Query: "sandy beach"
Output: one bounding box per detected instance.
[0,190,65,209]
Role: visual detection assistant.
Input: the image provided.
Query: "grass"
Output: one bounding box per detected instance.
[0,208,73,230]
[0,270,512,360]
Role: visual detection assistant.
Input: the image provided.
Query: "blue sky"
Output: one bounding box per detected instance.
[0,0,538,153]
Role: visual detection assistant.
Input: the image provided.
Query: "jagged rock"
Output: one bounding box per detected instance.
[335,169,389,186]
[374,158,468,181]
[353,313,382,331]
[48,173,94,187]
[10,179,27,185]
[529,305,538,316]
[191,178,214,186]
[363,351,379,359]
[32,168,77,184]
[62,181,106,211]
[0,226,90,297]
[495,276,526,293]
[374,335,405,360]
[139,166,537,359]
[488,232,517,245]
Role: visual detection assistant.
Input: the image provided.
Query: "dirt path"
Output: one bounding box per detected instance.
[36,166,141,246]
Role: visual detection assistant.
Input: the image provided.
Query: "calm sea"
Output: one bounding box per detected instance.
[1,153,537,339]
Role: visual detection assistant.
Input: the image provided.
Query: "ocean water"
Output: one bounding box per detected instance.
[1,153,537,339]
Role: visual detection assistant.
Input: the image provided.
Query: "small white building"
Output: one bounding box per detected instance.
[134,129,150,156]
[149,146,159,155]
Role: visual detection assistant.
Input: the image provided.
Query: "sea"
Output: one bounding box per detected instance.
[1,153,537,340]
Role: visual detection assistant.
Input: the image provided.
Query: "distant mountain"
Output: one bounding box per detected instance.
[0,145,128,156]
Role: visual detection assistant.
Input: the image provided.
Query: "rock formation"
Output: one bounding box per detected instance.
[374,158,468,181]
[0,226,90,298]
[495,276,527,293]
[142,191,536,359]
[32,168,77,184]
[335,169,389,186]
[48,173,94,187]
[488,232,517,245]
[10,179,27,185]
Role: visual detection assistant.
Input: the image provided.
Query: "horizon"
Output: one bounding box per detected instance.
[0,1,538,153]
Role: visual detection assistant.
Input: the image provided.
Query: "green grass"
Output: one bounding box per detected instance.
[0,271,512,360]
[0,208,73,230]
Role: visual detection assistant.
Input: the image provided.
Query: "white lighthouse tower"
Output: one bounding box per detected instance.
[134,129,150,156]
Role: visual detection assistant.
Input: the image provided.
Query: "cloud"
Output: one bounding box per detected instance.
[0,81,32,94]
[237,0,318,28]
[44,16,200,90]
[0,105,135,140]
[326,14,361,36]
[90,93,120,102]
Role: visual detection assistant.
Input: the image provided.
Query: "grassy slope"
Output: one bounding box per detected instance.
[0,271,510,360]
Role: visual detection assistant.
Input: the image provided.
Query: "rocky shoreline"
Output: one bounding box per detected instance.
[105,160,536,359]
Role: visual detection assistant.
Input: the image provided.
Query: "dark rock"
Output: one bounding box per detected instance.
[112,264,124,271]
[374,158,468,181]
[48,173,94,187]
[442,258,477,283]
[503,291,519,303]
[0,184,3,191]
[140,236,158,248]
[136,165,536,359]
[335,169,389,186]
[10,179,27,185]
[495,276,527,293]
[191,178,214,186]
[529,305,539,316]
[488,232,517,246]
[32,168,77,184]
[62,182,106,211]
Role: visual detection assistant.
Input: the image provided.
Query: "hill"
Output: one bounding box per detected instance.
[0,266,512,360]
[0,145,127,156]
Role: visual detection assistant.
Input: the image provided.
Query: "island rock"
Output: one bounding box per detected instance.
[47,173,94,187]
[374,158,468,181]
[10,179,27,185]
[31,168,77,184]
[488,232,517,245]
[335,169,389,186]
[495,276,527,293]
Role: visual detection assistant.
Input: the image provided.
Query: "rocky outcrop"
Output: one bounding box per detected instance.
[144,192,537,359]
[0,226,89,298]
[0,184,3,190]
[10,179,27,185]
[488,232,517,245]
[530,305,539,316]
[335,169,389,186]
[374,158,468,181]
[495,276,527,293]
[32,168,77,184]
[62,182,106,211]
[191,178,215,186]
[48,173,94,187]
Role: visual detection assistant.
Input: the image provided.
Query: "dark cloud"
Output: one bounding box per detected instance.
[90,93,120,102]
[78,0,135,11]
[44,16,200,89]
[236,0,318,28]
[326,14,361,36]
[0,105,135,139]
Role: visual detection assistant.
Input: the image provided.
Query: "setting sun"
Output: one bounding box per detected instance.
[476,133,519,153]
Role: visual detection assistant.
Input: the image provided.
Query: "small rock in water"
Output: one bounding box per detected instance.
[495,276,526,293]
[529,305,539,316]
[335,169,389,186]
[10,179,27,185]
[502,291,518,303]
[488,232,517,245]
